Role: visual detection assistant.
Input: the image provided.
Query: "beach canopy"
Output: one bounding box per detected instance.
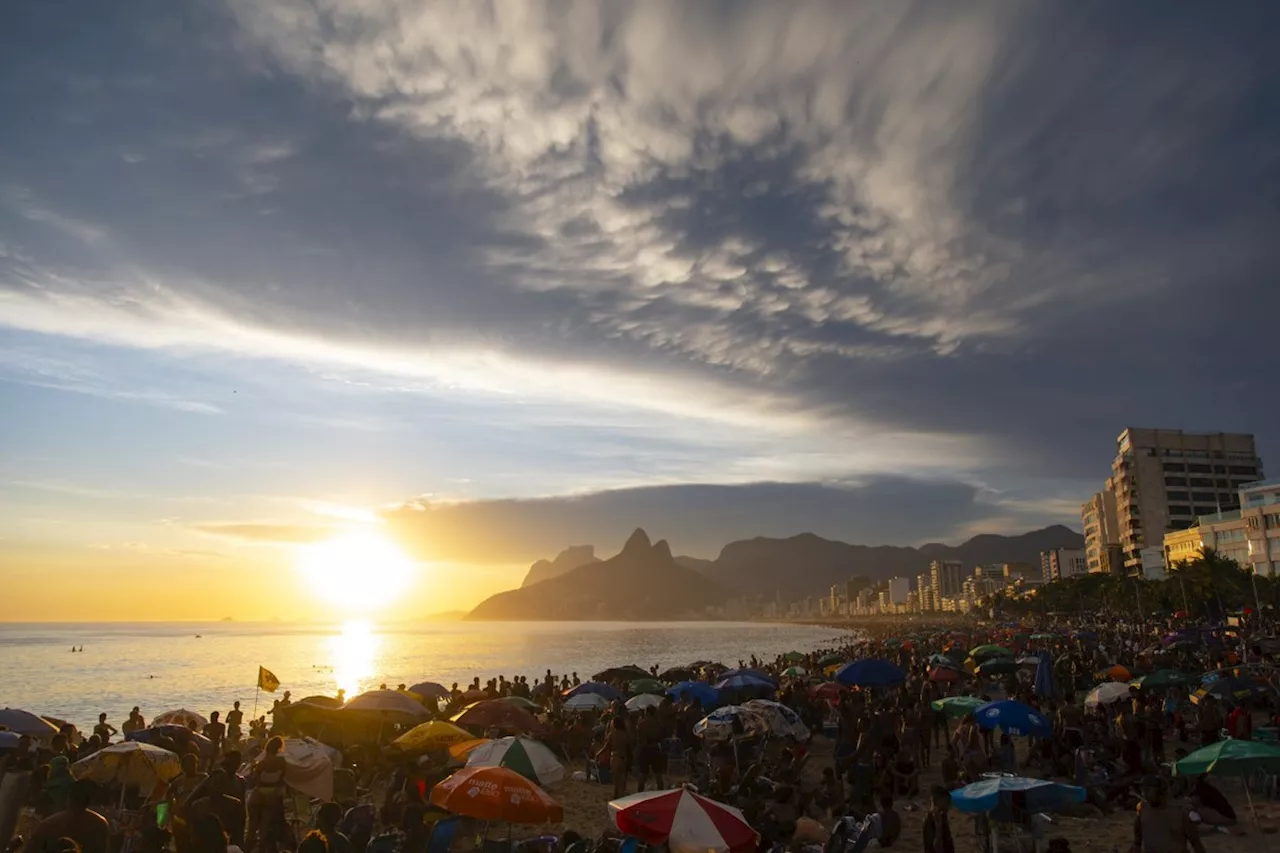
[430,766,563,823]
[1085,682,1133,708]
[668,681,719,706]
[610,788,757,853]
[151,709,207,729]
[833,659,905,687]
[563,693,611,712]
[951,776,1085,820]
[693,705,769,741]
[451,700,541,732]
[974,701,1052,738]
[393,720,475,753]
[465,736,564,786]
[342,691,431,724]
[0,709,59,738]
[565,682,622,702]
[932,697,986,719]
[1175,738,1280,777]
[626,694,664,712]
[407,682,450,700]
[71,741,181,789]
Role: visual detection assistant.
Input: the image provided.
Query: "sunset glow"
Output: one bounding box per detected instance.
[296,531,416,614]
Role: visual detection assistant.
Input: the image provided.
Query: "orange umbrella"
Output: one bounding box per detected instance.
[447,738,490,761]
[430,766,563,824]
[1101,664,1133,682]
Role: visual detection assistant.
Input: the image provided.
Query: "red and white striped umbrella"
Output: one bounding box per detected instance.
[609,788,758,853]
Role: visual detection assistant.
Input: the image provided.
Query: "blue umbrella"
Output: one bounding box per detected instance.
[1033,655,1057,700]
[833,659,906,687]
[714,674,777,700]
[407,681,449,700]
[565,681,623,702]
[667,681,719,706]
[951,776,1085,820]
[718,668,779,685]
[974,701,1052,738]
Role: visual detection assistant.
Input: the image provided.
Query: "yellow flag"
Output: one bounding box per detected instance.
[258,666,280,693]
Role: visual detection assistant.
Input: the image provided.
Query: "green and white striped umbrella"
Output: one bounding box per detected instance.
[465,736,564,785]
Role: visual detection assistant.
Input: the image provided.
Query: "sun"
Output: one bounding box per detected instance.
[296,530,416,613]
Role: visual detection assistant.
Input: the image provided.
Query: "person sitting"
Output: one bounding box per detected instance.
[21,780,109,853]
[891,751,919,797]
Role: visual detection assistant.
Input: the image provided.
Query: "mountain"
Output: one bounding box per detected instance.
[468,529,728,620]
[701,525,1083,598]
[521,545,599,587]
[675,555,713,573]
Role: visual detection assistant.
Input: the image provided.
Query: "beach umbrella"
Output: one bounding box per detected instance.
[928,667,965,684]
[1016,656,1041,668]
[151,709,208,729]
[629,678,666,696]
[1175,739,1280,825]
[448,738,489,761]
[72,742,181,795]
[714,674,777,700]
[497,696,542,711]
[1097,664,1133,682]
[783,651,806,662]
[718,668,778,686]
[593,665,651,683]
[932,697,986,719]
[1084,682,1133,708]
[976,658,1018,677]
[430,766,563,824]
[277,737,337,801]
[928,653,962,669]
[563,693,611,712]
[565,681,623,702]
[668,681,719,707]
[693,706,769,741]
[809,682,843,703]
[0,709,58,739]
[126,725,214,760]
[1192,677,1271,708]
[742,699,809,741]
[1033,655,1057,700]
[626,694,664,712]
[817,654,845,667]
[1031,633,1060,642]
[0,731,21,749]
[610,788,757,853]
[782,666,808,678]
[466,736,564,786]
[660,667,697,682]
[407,682,450,700]
[342,690,431,724]
[833,659,905,687]
[974,701,1052,738]
[451,700,541,733]
[1129,670,1194,690]
[969,644,1013,661]
[393,720,475,752]
[950,776,1085,821]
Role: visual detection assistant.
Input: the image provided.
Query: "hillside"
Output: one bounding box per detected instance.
[468,529,728,620]
[521,545,599,587]
[701,524,1082,597]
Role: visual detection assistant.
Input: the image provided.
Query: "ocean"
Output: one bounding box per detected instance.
[0,620,846,731]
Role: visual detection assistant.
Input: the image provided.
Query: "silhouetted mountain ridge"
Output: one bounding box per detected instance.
[521,545,599,587]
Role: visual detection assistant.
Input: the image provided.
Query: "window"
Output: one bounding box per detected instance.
[1163,463,1185,472]
[1192,492,1217,503]
[1165,478,1188,487]
[1267,513,1280,529]
[1230,465,1257,476]
[1248,517,1262,530]
[1167,491,1189,501]
[1188,464,1211,473]
[1190,478,1213,487]
[1169,505,1191,516]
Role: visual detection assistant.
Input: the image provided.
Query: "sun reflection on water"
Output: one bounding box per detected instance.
[329,620,378,699]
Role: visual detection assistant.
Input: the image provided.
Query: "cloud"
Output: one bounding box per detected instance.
[192,522,337,543]
[383,476,1063,564]
[1,0,1277,498]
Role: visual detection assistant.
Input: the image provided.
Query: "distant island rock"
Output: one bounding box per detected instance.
[521,545,599,587]
[469,528,727,621]
[220,616,234,622]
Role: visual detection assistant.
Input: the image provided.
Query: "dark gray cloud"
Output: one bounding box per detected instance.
[383,477,1017,564]
[2,0,1278,506]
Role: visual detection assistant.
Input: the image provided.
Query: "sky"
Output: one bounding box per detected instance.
[2,1,1278,620]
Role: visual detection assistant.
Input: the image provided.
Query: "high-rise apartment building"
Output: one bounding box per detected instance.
[1105,428,1263,573]
[930,559,965,603]
[1041,548,1088,581]
[1164,478,1280,577]
[1081,484,1122,573]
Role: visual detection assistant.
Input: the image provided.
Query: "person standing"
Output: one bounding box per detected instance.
[922,786,954,853]
[203,712,226,756]
[225,703,243,749]
[91,714,116,746]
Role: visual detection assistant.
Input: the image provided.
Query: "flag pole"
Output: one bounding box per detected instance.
[253,683,260,721]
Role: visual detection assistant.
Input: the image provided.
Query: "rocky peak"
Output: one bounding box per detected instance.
[621,527,652,555]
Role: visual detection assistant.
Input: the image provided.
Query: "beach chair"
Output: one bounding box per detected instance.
[587,759,612,784]
[427,816,460,853]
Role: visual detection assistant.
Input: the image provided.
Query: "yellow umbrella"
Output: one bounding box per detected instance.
[71,742,181,791]
[392,720,475,752]
[447,738,490,761]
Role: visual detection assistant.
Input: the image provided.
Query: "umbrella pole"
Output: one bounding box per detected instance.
[1246,778,1260,829]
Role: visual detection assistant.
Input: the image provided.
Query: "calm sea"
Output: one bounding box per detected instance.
[0,620,845,731]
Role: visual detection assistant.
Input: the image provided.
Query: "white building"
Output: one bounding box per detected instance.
[888,576,911,606]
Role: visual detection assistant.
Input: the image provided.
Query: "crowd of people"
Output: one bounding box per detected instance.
[2,614,1278,853]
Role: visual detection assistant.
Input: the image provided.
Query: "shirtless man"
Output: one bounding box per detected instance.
[225,702,244,748]
[22,779,109,853]
[634,707,666,792]
[92,713,116,746]
[1133,776,1206,853]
